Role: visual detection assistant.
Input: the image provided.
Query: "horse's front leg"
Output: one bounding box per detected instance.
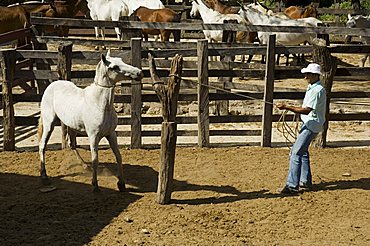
[106,131,125,192]
[361,54,368,67]
[94,26,100,50]
[89,137,100,192]
[100,27,106,50]
[114,27,121,40]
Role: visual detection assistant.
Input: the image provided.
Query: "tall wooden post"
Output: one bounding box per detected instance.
[149,54,183,204]
[261,35,276,147]
[57,43,73,149]
[312,38,337,148]
[130,38,142,149]
[197,40,210,147]
[30,13,50,95]
[216,19,236,116]
[0,49,16,151]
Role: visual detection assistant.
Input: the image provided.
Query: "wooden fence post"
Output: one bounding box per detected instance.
[261,35,276,147]
[57,42,73,149]
[197,40,209,147]
[0,49,16,151]
[30,13,50,95]
[215,19,236,116]
[312,38,337,148]
[130,38,142,149]
[149,54,183,204]
[120,16,142,41]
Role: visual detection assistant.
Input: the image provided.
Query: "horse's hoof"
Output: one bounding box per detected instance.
[117,181,126,192]
[40,176,51,185]
[93,186,101,193]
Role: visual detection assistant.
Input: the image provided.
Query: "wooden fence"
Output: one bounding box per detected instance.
[1,16,370,150]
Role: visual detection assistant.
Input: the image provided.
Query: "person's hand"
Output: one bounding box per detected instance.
[276,103,286,110]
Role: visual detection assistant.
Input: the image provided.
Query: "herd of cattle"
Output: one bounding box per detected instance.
[0,0,369,65]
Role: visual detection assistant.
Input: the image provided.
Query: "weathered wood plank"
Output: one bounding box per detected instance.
[197,40,210,147]
[0,50,16,151]
[261,35,275,147]
[130,38,142,149]
[8,113,370,127]
[30,17,370,36]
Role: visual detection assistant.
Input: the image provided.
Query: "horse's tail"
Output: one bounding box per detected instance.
[172,13,181,41]
[37,116,43,142]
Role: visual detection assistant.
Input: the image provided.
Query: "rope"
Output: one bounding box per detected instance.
[276,110,301,149]
[118,76,370,146]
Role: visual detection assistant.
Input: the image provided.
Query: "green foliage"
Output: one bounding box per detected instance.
[318,0,370,23]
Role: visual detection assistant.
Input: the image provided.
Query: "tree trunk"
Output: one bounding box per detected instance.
[311,38,337,148]
[351,0,361,10]
[149,54,183,204]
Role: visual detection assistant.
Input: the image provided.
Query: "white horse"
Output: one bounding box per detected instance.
[246,2,290,19]
[190,0,250,43]
[347,14,370,67]
[87,0,164,44]
[239,5,321,46]
[38,51,143,192]
[87,0,129,42]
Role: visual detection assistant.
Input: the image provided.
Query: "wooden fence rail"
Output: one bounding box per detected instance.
[30,16,370,36]
[1,17,370,150]
[1,40,370,150]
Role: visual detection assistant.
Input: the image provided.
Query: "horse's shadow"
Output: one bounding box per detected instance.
[0,173,141,246]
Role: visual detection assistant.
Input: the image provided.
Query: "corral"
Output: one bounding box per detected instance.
[0,1,370,245]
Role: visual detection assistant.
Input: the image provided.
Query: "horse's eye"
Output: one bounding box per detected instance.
[111,65,120,71]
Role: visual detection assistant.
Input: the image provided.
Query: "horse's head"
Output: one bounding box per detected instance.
[346,14,356,28]
[98,50,143,85]
[239,5,254,21]
[190,0,200,18]
[246,2,271,15]
[303,4,318,18]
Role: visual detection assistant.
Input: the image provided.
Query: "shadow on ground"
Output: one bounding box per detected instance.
[0,173,141,246]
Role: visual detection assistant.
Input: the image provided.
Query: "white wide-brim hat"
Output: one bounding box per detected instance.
[301,63,321,75]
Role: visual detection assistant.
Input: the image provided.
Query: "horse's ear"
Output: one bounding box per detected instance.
[348,14,352,20]
[101,54,107,63]
[106,49,111,57]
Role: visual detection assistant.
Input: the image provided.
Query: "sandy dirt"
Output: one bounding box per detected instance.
[0,146,369,245]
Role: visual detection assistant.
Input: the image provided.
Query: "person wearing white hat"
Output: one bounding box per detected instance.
[276,63,327,194]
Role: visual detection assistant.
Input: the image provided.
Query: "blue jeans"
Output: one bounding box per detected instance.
[286,125,318,190]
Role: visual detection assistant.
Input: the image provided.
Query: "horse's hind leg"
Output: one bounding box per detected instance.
[38,115,55,184]
[172,30,181,42]
[68,129,87,166]
[106,132,125,192]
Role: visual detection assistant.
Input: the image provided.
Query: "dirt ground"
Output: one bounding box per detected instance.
[0,146,369,245]
[0,44,370,245]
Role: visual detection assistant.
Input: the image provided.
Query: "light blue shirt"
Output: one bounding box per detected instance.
[301,81,327,133]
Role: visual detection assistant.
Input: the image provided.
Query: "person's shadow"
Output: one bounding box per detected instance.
[313,178,370,191]
[93,163,370,204]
